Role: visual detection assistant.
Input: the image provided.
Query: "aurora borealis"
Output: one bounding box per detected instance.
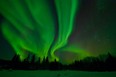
[0,0,116,64]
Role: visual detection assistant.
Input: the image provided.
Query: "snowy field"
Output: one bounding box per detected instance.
[0,70,116,77]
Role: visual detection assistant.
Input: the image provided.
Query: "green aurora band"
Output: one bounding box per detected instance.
[0,0,91,64]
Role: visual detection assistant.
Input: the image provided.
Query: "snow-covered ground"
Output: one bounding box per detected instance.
[0,70,116,77]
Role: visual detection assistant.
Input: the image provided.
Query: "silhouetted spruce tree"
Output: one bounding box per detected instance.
[12,55,20,62]
[31,55,35,63]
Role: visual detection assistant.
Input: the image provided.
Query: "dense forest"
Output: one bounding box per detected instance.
[0,53,116,71]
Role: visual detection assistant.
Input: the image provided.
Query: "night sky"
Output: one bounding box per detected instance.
[0,0,116,64]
